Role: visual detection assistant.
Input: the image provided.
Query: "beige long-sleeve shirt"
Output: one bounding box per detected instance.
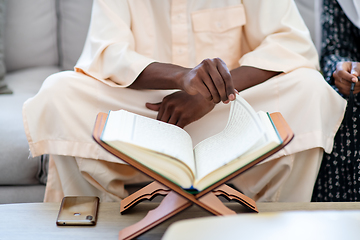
[75,0,319,87]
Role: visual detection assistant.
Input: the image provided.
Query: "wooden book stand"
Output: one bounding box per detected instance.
[92,112,294,240]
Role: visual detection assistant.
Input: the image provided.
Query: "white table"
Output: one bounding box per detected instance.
[1,202,360,240]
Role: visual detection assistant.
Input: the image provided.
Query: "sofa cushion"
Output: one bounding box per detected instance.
[0,0,11,94]
[0,66,59,185]
[58,0,93,70]
[0,0,4,77]
[0,185,45,204]
[4,0,58,72]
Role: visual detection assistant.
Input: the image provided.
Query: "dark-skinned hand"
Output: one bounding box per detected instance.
[179,58,236,104]
[145,91,215,128]
[333,61,360,96]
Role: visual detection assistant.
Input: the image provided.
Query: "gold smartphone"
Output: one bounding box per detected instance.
[56,196,99,226]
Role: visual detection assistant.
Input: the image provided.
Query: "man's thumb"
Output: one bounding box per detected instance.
[145,102,161,111]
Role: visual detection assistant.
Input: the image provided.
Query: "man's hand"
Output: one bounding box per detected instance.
[131,61,279,104]
[179,58,236,104]
[145,91,215,128]
[333,61,360,95]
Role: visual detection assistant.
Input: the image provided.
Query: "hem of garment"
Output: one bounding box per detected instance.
[22,98,35,156]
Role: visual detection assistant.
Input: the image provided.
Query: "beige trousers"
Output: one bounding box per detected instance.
[44,148,322,202]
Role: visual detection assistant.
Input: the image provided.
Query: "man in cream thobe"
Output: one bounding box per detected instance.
[23,0,346,202]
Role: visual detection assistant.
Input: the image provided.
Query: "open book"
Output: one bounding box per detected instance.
[100,97,282,192]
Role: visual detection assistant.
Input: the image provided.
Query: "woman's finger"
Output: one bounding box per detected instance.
[351,62,360,82]
[336,70,355,83]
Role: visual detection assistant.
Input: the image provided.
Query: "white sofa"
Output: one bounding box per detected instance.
[0,0,320,204]
[0,0,93,204]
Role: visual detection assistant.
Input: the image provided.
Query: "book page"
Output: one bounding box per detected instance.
[193,111,282,191]
[193,97,265,181]
[102,110,196,173]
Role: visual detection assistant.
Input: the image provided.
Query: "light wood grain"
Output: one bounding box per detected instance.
[1,201,360,240]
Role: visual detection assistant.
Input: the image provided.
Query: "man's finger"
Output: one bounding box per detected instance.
[215,58,235,102]
[168,112,179,125]
[206,60,227,102]
[176,119,187,129]
[203,78,221,103]
[159,107,171,123]
[198,59,221,102]
[146,102,166,121]
[203,70,222,103]
[196,66,218,102]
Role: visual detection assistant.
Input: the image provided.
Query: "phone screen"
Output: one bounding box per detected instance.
[56,196,99,226]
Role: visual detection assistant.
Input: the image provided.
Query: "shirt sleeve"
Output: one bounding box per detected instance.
[239,0,319,73]
[74,0,156,88]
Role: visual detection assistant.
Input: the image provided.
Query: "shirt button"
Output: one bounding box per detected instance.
[178,48,184,54]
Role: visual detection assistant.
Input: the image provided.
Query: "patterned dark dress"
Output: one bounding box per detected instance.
[312,0,360,202]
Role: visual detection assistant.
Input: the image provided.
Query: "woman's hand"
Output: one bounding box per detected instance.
[145,91,216,128]
[333,61,360,95]
[179,58,236,104]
